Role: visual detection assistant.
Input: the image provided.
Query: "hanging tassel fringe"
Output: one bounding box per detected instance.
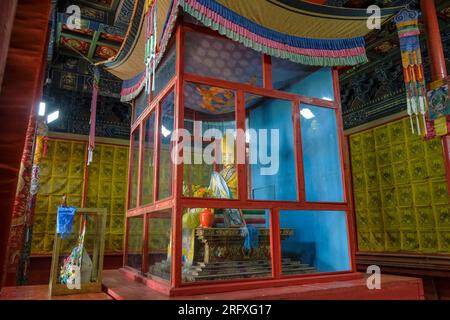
[395,9,428,137]
[145,1,158,95]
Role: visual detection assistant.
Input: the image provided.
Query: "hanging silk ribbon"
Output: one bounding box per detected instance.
[145,0,157,95]
[30,120,48,196]
[394,9,428,136]
[87,67,100,166]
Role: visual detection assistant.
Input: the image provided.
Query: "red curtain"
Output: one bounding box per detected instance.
[0,0,52,288]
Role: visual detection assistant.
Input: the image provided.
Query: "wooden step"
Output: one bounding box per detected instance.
[190,262,311,272]
[195,258,298,268]
[187,265,316,277]
[185,258,317,281]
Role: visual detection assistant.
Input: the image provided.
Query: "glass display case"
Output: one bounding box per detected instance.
[49,208,107,296]
[125,23,354,296]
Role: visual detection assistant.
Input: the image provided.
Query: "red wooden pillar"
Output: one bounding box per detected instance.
[421,0,450,196]
[0,0,52,289]
[171,23,185,289]
[0,0,17,91]
[421,0,447,82]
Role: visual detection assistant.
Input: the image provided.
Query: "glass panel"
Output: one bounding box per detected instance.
[56,213,105,287]
[300,105,344,202]
[279,210,350,275]
[126,215,144,271]
[147,209,172,281]
[272,57,334,101]
[154,42,176,98]
[142,113,156,205]
[184,31,263,86]
[181,208,271,283]
[246,94,297,201]
[158,91,175,200]
[134,91,148,121]
[128,129,140,209]
[182,82,237,199]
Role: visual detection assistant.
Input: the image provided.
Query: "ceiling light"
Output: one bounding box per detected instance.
[300,108,315,120]
[38,102,46,116]
[47,110,59,124]
[161,125,171,137]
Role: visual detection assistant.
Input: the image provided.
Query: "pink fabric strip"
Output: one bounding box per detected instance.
[89,82,98,151]
[186,0,365,58]
[399,31,420,38]
[121,73,146,95]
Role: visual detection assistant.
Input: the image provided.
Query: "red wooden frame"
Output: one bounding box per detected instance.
[124,22,355,296]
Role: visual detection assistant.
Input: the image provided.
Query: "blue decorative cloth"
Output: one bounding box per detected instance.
[244,225,259,251]
[57,206,77,238]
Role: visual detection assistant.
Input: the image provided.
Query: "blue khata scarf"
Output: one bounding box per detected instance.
[244,225,259,251]
[57,206,77,238]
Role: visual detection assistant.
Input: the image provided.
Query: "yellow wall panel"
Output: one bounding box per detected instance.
[31,139,129,255]
[350,117,450,254]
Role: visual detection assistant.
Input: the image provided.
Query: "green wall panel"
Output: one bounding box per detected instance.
[350,117,450,254]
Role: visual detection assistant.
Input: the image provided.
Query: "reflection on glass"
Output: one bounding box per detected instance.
[126,216,144,271]
[272,57,333,101]
[181,208,271,283]
[129,130,140,209]
[158,91,175,200]
[300,105,344,202]
[134,91,148,121]
[184,31,263,86]
[183,82,237,199]
[246,94,297,201]
[142,113,156,205]
[154,42,176,98]
[147,209,172,281]
[57,214,103,286]
[279,210,350,275]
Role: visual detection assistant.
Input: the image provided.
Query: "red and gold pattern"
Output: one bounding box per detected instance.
[95,45,118,60]
[61,37,90,55]
[100,33,124,43]
[61,24,94,36]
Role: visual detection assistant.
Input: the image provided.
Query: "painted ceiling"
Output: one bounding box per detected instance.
[46,0,137,98]
[336,0,450,130]
[42,0,135,140]
[55,0,134,63]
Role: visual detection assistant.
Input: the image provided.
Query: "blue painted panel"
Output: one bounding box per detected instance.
[301,105,344,202]
[248,96,297,201]
[272,62,334,102]
[280,210,350,272]
[296,67,335,101]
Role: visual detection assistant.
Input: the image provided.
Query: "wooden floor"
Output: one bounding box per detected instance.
[103,270,425,300]
[0,285,112,300]
[0,270,424,300]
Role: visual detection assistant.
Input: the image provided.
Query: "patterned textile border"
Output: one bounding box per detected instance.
[3,112,36,285]
[104,0,147,70]
[120,0,403,101]
[120,0,179,102]
[181,0,367,66]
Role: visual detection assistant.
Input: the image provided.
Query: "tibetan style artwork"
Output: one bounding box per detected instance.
[428,82,450,120]
[119,0,400,293]
[394,9,428,136]
[117,0,401,102]
[5,0,448,303]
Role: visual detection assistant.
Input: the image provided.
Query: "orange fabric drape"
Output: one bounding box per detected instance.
[0,0,52,288]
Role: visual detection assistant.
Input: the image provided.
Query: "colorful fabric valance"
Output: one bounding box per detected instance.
[121,72,146,102]
[182,0,363,66]
[119,0,402,101]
